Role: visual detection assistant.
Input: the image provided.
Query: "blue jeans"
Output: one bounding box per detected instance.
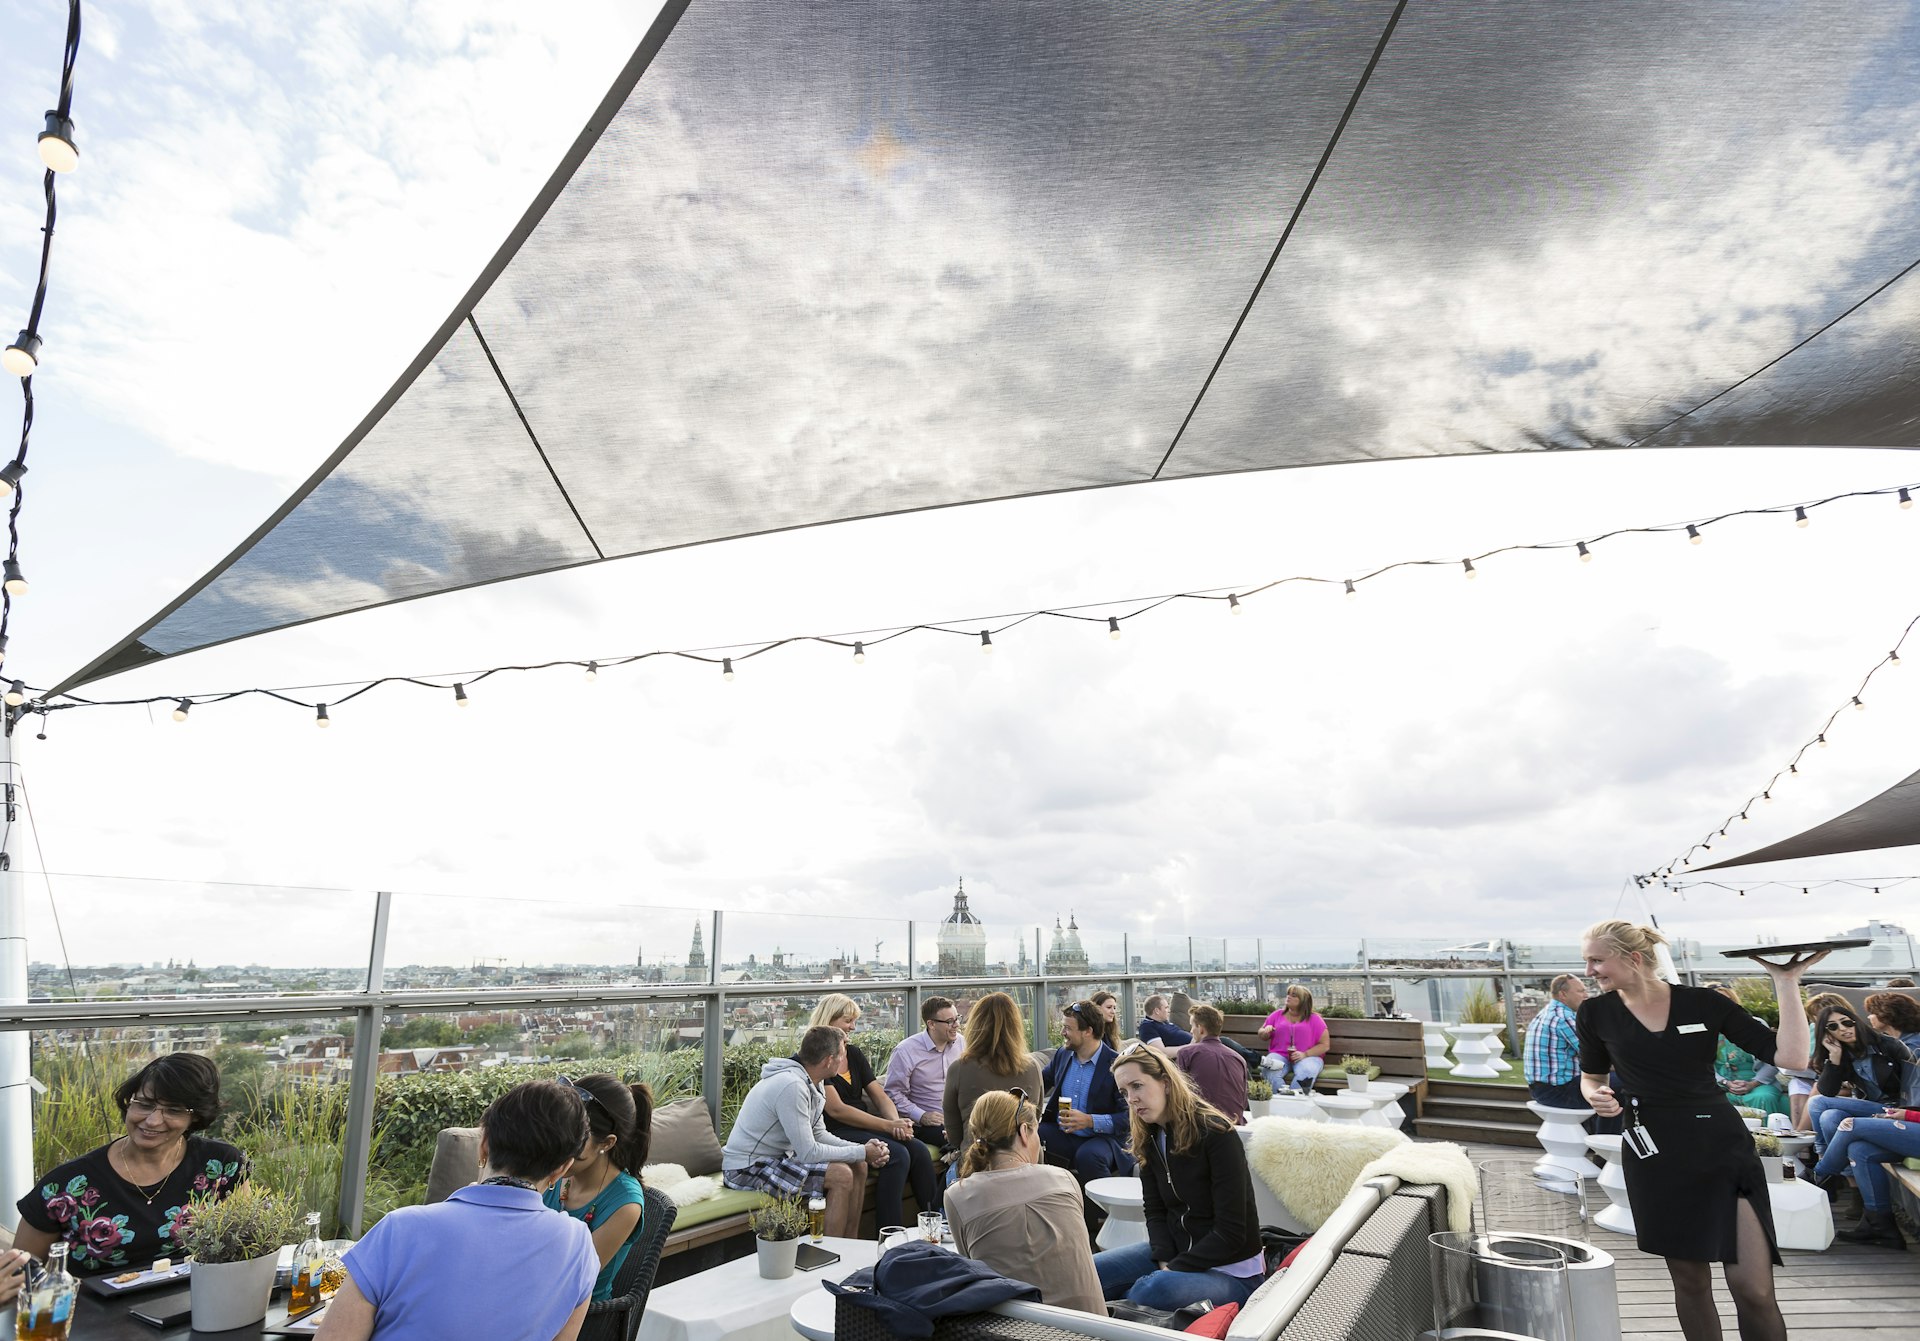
[1093,1240,1261,1310]
[1837,1117,1920,1211]
[1810,1095,1885,1155]
[1260,1054,1324,1090]
[1527,1079,1589,1112]
[1038,1125,1134,1181]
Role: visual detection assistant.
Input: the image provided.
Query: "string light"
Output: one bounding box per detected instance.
[584,661,598,682]
[37,112,78,173]
[1794,506,1809,528]
[1852,696,1865,710]
[3,680,22,707]
[1462,558,1477,579]
[980,631,993,654]
[1686,524,1703,544]
[1107,616,1122,640]
[1903,488,1913,509]
[453,682,469,707]
[1576,542,1591,562]
[0,334,38,379]
[1817,733,1828,747]
[171,698,189,722]
[852,641,865,664]
[1228,594,1242,614]
[2,561,24,596]
[721,657,734,681]
[315,703,330,728]
[0,463,25,497]
[1344,580,1357,598]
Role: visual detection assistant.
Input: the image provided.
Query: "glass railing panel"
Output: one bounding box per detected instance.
[382,892,713,989]
[1192,939,1228,974]
[1223,938,1261,974]
[716,910,905,986]
[1126,936,1190,974]
[1038,980,1125,1046]
[28,1018,356,1238]
[23,874,373,999]
[1263,939,1366,971]
[912,923,1045,979]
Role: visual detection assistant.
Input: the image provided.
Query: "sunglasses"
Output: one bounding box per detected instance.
[1824,1020,1857,1033]
[556,1075,600,1105]
[1066,1003,1102,1030]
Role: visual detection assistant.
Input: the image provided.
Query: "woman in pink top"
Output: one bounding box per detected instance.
[1258,984,1329,1092]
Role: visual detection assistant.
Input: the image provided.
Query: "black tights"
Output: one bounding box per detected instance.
[1664,1196,1783,1341]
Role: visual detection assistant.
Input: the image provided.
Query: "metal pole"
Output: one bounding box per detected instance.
[703,912,726,1127]
[1255,938,1264,1004]
[338,890,392,1234]
[1501,970,1521,1065]
[1361,939,1376,1017]
[0,713,30,1233]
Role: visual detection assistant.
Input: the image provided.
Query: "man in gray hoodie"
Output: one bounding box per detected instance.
[723,1025,891,1237]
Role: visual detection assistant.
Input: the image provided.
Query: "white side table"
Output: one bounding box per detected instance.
[1344,1085,1407,1129]
[1767,1178,1835,1251]
[1312,1093,1375,1127]
[1448,1024,1503,1078]
[1485,1029,1513,1073]
[1084,1176,1148,1250]
[639,1235,876,1341]
[1270,1094,1327,1123]
[1527,1101,1597,1188]
[1423,1026,1451,1070]
[1584,1134,1635,1237]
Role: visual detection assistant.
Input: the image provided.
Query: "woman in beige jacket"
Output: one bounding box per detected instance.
[944,1091,1105,1316]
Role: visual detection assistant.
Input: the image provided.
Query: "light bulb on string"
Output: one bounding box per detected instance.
[172,699,190,722]
[1902,488,1913,509]
[2,681,22,707]
[453,683,469,707]
[979,631,993,654]
[1108,616,1122,640]
[1686,524,1703,545]
[1852,697,1865,711]
[1794,506,1809,528]
[1576,542,1591,562]
[3,559,26,596]
[1763,791,1773,803]
[584,661,598,682]
[1892,650,1903,667]
[0,462,26,497]
[852,642,865,665]
[36,113,77,173]
[721,658,734,682]
[1,332,39,379]
[1462,559,1476,579]
[1228,594,1242,615]
[1817,734,1828,748]
[1344,580,1357,599]
[315,704,330,728]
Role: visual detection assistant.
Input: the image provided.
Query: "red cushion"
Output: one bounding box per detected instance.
[1185,1303,1240,1337]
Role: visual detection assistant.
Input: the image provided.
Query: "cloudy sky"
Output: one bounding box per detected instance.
[2,2,1918,970]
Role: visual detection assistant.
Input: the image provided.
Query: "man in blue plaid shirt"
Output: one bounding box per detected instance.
[1524,974,1588,1111]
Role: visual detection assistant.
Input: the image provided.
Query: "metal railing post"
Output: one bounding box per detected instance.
[1502,969,1521,1063]
[1361,939,1376,1017]
[703,913,726,1127]
[338,890,392,1235]
[904,921,921,1029]
[1255,939,1264,1004]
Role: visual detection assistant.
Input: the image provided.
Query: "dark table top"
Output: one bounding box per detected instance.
[10,1284,319,1340]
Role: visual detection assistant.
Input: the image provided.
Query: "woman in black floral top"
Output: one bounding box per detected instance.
[14,1054,246,1275]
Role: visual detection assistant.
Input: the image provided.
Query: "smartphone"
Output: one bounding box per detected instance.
[130,1289,194,1328]
[795,1243,842,1272]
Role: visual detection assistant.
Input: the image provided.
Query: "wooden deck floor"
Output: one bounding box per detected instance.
[1455,1143,1920,1341]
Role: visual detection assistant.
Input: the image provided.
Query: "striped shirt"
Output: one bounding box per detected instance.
[1525,999,1580,1086]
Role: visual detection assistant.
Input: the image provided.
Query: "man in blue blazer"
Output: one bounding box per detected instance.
[1039,1000,1135,1184]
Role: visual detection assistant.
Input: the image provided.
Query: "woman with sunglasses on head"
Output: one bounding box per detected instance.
[1806,1004,1912,1166]
[13,1054,246,1278]
[1095,1045,1264,1312]
[1577,920,1827,1341]
[544,1075,653,1302]
[944,1090,1104,1316]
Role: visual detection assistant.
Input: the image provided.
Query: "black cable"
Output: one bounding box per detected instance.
[17,776,77,999]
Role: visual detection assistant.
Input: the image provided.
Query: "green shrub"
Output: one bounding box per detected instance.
[1731,978,1781,1027]
[1321,1005,1364,1020]
[1215,1001,1277,1017]
[1246,1079,1273,1101]
[1460,983,1506,1043]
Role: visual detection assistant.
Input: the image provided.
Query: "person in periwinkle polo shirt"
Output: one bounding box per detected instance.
[885,995,965,1152]
[320,1080,597,1341]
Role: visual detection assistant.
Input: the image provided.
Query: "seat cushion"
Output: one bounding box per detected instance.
[666,1186,768,1232]
[426,1127,482,1204]
[651,1097,727,1176]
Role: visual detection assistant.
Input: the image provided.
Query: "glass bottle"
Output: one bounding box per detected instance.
[15,1242,76,1341]
[288,1212,325,1316]
[807,1194,827,1243]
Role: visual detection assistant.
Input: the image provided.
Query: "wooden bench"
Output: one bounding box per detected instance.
[1221,1016,1429,1114]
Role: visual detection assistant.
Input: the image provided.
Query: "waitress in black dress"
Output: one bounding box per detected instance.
[1576,919,1825,1341]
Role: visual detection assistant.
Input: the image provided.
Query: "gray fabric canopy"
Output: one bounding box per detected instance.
[1697,769,1920,870]
[58,0,1920,691]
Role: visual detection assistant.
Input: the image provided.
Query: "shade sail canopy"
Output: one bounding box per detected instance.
[1697,768,1920,870]
[61,0,1920,690]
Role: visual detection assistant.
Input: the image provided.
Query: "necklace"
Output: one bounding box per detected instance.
[114,1138,184,1205]
[481,1175,541,1193]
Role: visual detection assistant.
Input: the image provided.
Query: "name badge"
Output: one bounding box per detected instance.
[1677,1023,1707,1034]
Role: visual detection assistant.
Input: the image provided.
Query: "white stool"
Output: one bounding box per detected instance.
[1312,1093,1375,1127]
[1447,1024,1502,1078]
[1423,1026,1451,1070]
[1766,1177,1835,1251]
[1528,1101,1597,1189]
[1585,1134,1634,1236]
[1270,1094,1327,1123]
[1084,1176,1148,1250]
[1485,1029,1513,1073]
[1356,1081,1410,1129]
[1777,1133,1815,1170]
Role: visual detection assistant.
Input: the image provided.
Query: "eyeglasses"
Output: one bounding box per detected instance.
[126,1098,193,1121]
[556,1075,600,1105]
[930,1015,959,1026]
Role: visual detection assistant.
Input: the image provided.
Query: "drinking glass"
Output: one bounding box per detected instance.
[918,1211,943,1243]
[879,1225,909,1252]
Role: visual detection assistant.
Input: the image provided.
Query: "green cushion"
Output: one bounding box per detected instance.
[667,1186,769,1233]
[1905,1157,1920,1171]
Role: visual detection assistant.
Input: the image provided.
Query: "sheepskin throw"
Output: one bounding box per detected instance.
[642,1162,724,1208]
[1245,1117,1407,1229]
[1354,1141,1477,1232]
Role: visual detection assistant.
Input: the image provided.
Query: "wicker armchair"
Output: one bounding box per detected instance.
[580,1186,678,1341]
